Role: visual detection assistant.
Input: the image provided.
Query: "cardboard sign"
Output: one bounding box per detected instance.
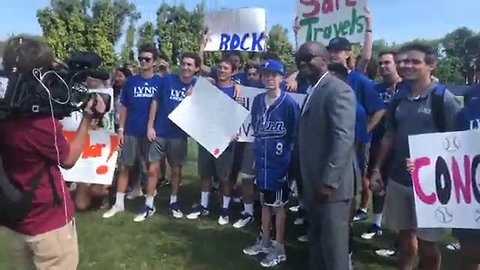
[204,8,266,52]
[61,130,119,185]
[168,77,250,157]
[236,86,306,142]
[408,130,480,229]
[296,0,367,45]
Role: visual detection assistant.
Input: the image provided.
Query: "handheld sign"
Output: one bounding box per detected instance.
[0,77,8,99]
[168,77,250,157]
[408,130,480,229]
[61,130,119,185]
[204,8,266,52]
[237,86,306,142]
[296,0,367,45]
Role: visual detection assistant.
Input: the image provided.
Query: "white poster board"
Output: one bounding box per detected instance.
[236,86,306,142]
[0,77,8,99]
[296,0,367,45]
[204,8,266,52]
[61,130,118,185]
[168,77,250,157]
[408,130,480,229]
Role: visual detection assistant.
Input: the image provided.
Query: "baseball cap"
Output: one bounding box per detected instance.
[327,37,352,51]
[260,60,285,76]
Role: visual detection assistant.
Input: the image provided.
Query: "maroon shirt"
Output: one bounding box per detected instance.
[0,117,74,235]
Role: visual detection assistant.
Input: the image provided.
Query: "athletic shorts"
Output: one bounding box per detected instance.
[148,137,187,166]
[260,183,290,208]
[119,136,148,167]
[239,142,255,179]
[453,228,480,243]
[384,180,445,242]
[197,143,234,182]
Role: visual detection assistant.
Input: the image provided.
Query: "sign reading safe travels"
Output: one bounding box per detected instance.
[296,0,367,45]
[203,8,266,52]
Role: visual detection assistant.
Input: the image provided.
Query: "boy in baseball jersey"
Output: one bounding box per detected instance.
[243,60,300,268]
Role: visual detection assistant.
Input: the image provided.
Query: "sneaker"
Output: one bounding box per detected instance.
[233,196,242,203]
[218,208,230,225]
[126,189,143,200]
[186,206,209,220]
[243,239,273,256]
[293,217,304,225]
[133,205,156,222]
[297,235,309,243]
[446,241,461,251]
[348,252,354,270]
[102,204,124,219]
[260,243,287,267]
[169,203,183,219]
[352,209,368,222]
[289,205,300,212]
[375,248,396,257]
[233,212,254,229]
[158,177,170,187]
[361,224,383,240]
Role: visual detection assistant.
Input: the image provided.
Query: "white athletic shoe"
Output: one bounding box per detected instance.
[126,189,143,200]
[233,212,254,229]
[217,208,230,226]
[102,204,124,219]
[133,205,156,223]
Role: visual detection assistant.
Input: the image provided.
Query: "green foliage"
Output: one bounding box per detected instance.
[36,0,139,68]
[267,24,295,72]
[119,21,136,66]
[137,21,156,48]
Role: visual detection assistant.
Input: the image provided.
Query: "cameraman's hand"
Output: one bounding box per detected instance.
[84,94,107,117]
[147,127,156,143]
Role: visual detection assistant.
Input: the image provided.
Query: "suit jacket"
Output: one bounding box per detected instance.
[298,73,358,205]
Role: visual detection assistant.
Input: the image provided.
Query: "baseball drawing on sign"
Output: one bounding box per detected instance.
[443,135,461,152]
[475,209,480,223]
[435,206,453,224]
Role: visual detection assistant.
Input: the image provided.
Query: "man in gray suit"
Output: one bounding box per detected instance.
[296,42,358,270]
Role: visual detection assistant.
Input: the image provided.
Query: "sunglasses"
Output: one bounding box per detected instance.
[138,56,153,63]
[295,53,321,65]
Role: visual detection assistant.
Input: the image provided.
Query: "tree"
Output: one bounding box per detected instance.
[267,25,295,72]
[156,2,206,64]
[137,22,156,48]
[441,27,475,83]
[37,0,139,67]
[119,20,136,66]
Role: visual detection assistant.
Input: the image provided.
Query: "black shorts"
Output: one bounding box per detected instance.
[453,228,480,243]
[260,183,289,208]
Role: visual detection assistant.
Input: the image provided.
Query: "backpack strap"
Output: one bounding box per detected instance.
[431,84,446,132]
[389,97,402,132]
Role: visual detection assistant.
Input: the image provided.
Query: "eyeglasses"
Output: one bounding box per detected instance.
[138,56,153,63]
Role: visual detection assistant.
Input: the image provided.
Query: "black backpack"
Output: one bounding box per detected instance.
[0,162,61,226]
[390,84,447,132]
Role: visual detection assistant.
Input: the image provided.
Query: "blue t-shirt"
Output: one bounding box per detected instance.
[218,85,236,99]
[455,94,480,131]
[355,103,368,175]
[120,74,162,136]
[296,73,310,94]
[371,81,403,144]
[154,74,196,138]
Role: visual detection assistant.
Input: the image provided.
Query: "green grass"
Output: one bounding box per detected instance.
[0,140,458,269]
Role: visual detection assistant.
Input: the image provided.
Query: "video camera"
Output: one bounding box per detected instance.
[0,40,111,120]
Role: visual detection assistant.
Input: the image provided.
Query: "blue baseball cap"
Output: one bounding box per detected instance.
[260,60,285,76]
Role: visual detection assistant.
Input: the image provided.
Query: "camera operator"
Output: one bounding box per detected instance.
[0,36,106,270]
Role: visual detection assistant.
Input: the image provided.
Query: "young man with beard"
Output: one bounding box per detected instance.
[103,44,162,220]
[371,43,460,270]
[326,37,386,222]
[361,50,403,240]
[186,57,241,225]
[142,52,201,221]
[243,60,300,267]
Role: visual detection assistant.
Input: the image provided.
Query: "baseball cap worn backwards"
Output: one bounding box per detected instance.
[327,37,352,51]
[260,60,285,76]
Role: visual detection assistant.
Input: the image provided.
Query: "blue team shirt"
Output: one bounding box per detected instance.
[120,74,162,136]
[251,92,301,191]
[210,68,246,85]
[154,74,196,138]
[355,104,368,175]
[218,85,236,99]
[455,92,480,131]
[371,81,403,144]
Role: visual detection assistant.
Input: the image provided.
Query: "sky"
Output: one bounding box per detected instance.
[1,0,479,46]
